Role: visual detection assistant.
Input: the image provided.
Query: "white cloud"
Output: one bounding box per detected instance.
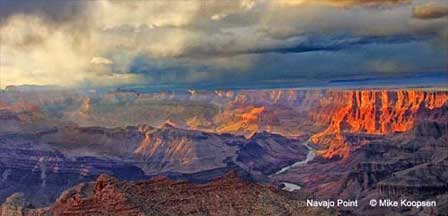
[90,57,113,65]
[211,13,228,21]
[241,0,257,10]
[91,1,200,29]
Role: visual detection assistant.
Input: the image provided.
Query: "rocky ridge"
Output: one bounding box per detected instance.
[13,171,334,216]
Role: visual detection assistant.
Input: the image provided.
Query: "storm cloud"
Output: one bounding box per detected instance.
[0,0,446,88]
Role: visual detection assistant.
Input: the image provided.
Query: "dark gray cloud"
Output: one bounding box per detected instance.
[235,34,432,55]
[122,38,445,89]
[0,0,84,24]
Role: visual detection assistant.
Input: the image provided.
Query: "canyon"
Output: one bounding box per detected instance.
[0,87,447,215]
[0,96,309,208]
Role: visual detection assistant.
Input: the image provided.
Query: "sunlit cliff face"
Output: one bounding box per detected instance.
[311,90,448,159]
[125,89,448,146]
[215,106,265,138]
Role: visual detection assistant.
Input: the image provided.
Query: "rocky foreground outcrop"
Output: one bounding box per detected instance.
[4,172,333,216]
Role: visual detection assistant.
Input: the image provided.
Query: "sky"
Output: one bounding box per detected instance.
[0,0,447,89]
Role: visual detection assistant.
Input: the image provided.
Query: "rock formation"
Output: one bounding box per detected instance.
[311,90,448,159]
[40,172,333,216]
[133,123,243,174]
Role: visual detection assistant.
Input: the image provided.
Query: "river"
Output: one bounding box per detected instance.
[271,139,315,176]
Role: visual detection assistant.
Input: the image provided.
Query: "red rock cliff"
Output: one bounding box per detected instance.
[311,90,448,159]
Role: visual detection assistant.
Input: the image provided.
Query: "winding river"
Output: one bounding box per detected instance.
[272,139,316,176]
[270,139,316,192]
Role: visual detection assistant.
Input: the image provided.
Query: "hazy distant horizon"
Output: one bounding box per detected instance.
[4,72,446,93]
